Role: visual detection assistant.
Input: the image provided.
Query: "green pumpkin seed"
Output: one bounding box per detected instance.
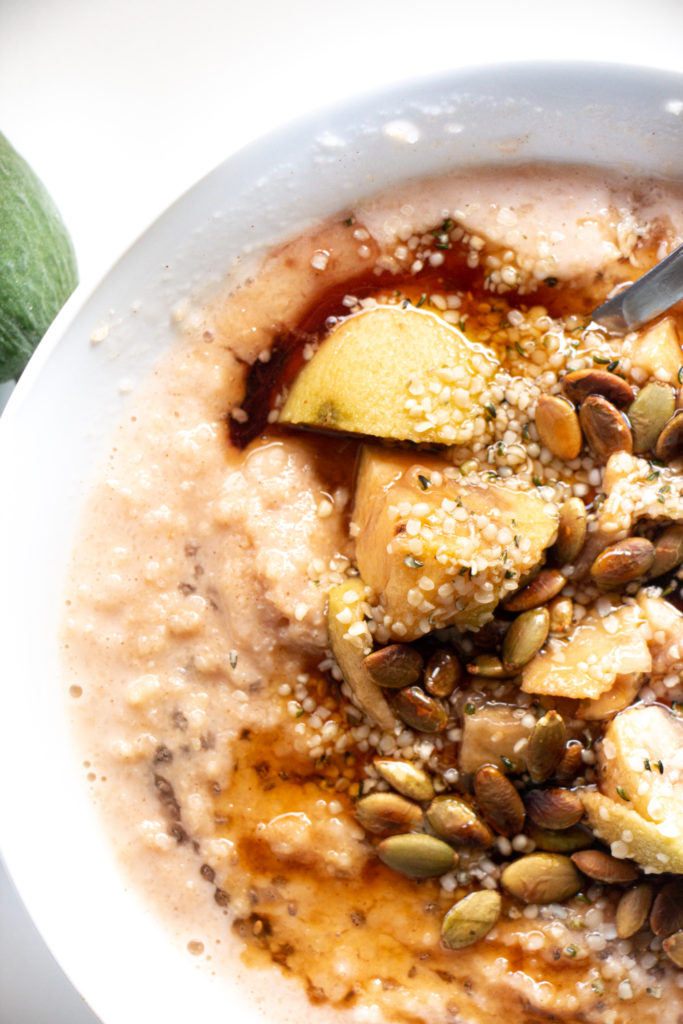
[650,879,683,937]
[503,569,566,612]
[579,394,633,463]
[628,381,675,454]
[663,930,683,968]
[548,595,573,635]
[535,394,582,461]
[427,794,494,848]
[562,368,634,407]
[423,648,462,698]
[377,832,457,878]
[363,643,424,688]
[649,523,683,578]
[374,758,435,803]
[466,654,518,679]
[474,765,526,837]
[525,822,594,854]
[501,853,582,904]
[552,496,587,566]
[526,710,566,784]
[355,791,424,836]
[554,740,585,784]
[571,849,639,884]
[589,536,655,588]
[654,409,683,462]
[442,890,501,950]
[616,883,653,939]
[502,606,550,673]
[391,686,448,733]
[525,787,583,830]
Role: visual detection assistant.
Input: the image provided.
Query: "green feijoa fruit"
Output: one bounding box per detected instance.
[0,133,78,381]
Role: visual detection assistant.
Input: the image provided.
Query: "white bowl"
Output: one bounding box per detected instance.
[1,62,682,1024]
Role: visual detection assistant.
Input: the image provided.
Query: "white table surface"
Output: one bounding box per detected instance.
[1,0,682,1020]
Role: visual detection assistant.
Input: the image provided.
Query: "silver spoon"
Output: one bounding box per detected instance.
[590,242,683,334]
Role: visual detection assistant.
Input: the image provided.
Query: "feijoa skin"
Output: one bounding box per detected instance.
[0,133,78,381]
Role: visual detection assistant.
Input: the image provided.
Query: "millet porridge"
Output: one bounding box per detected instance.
[63,163,683,1024]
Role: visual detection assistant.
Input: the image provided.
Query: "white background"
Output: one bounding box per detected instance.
[1,0,682,1021]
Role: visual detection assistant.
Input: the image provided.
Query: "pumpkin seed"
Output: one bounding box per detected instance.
[628,381,676,454]
[525,822,594,854]
[363,643,424,688]
[502,606,550,673]
[589,536,655,588]
[427,794,494,848]
[501,852,582,904]
[571,849,639,884]
[474,765,526,837]
[374,758,435,803]
[579,394,633,463]
[466,654,517,679]
[616,883,654,939]
[551,496,587,566]
[548,595,573,635]
[554,740,585,784]
[562,368,634,407]
[650,879,683,937]
[377,832,457,878]
[441,890,501,949]
[355,791,424,835]
[391,686,448,733]
[526,710,567,784]
[654,409,683,462]
[423,648,462,698]
[650,524,683,578]
[503,569,566,612]
[663,930,683,968]
[535,394,583,461]
[525,787,584,830]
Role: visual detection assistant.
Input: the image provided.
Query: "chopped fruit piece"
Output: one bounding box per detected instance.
[574,453,683,577]
[327,578,398,731]
[581,705,683,874]
[458,701,533,775]
[521,602,651,700]
[279,306,498,445]
[577,672,643,721]
[352,446,558,641]
[629,317,683,386]
[581,792,683,875]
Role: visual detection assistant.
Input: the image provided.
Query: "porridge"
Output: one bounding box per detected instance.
[63,164,683,1024]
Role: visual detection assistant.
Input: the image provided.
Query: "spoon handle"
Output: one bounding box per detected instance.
[591,242,683,333]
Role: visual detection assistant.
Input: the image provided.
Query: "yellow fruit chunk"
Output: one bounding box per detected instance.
[577,672,642,721]
[630,317,683,386]
[581,705,683,874]
[279,306,498,445]
[353,446,558,641]
[521,602,651,700]
[327,578,397,731]
[581,791,683,875]
[458,701,532,775]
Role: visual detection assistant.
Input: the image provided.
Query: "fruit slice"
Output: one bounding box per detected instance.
[353,446,558,641]
[581,705,683,874]
[279,306,498,445]
[458,701,533,775]
[0,132,78,381]
[629,317,683,386]
[327,578,397,731]
[521,602,651,700]
[581,791,683,875]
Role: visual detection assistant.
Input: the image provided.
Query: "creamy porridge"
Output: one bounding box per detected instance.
[63,164,683,1024]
